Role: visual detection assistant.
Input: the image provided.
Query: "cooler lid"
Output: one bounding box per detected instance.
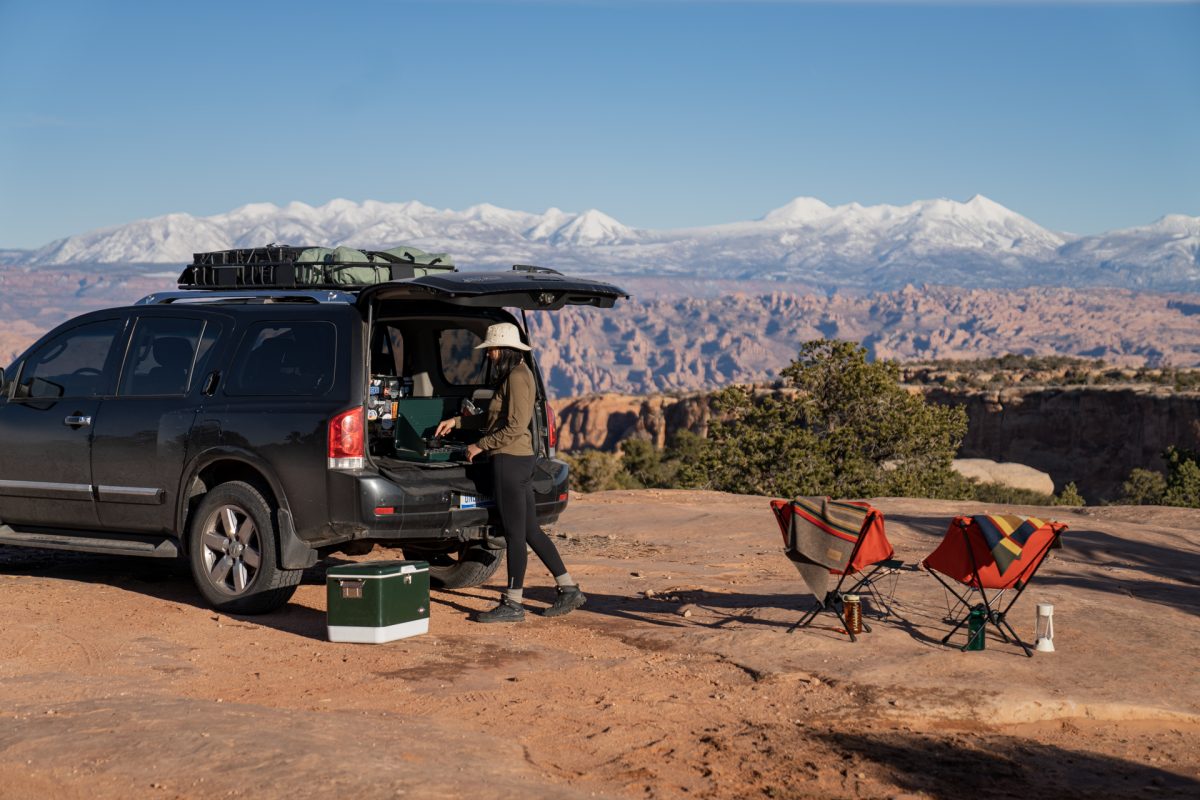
[326,560,429,579]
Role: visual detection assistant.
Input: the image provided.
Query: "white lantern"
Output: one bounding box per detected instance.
[1035,603,1055,653]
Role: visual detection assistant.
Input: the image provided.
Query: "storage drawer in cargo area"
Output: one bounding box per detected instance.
[326,560,430,643]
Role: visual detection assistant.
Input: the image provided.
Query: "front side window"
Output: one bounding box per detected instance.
[438,328,490,386]
[16,319,123,399]
[119,317,206,396]
[227,321,336,396]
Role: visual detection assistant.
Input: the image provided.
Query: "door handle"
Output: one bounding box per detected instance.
[201,371,220,396]
[64,415,93,428]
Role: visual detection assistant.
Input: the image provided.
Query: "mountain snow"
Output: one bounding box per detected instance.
[13,197,1200,291]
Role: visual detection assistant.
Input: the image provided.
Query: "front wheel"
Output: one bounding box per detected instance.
[405,542,504,589]
[188,481,301,614]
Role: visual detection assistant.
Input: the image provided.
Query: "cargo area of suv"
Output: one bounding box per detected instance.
[0,246,627,613]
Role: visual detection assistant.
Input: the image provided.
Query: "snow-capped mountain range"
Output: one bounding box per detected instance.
[11,196,1200,290]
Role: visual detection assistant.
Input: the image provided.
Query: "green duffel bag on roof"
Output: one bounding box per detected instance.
[288,244,456,285]
[294,246,389,285]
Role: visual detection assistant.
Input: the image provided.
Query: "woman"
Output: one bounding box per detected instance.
[435,322,585,623]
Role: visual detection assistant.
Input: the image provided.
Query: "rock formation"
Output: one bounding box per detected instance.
[926,386,1200,502]
[950,459,1054,495]
[551,393,712,452]
[553,386,1200,503]
[528,283,1200,397]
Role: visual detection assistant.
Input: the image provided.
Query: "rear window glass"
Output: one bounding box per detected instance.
[438,328,489,386]
[119,317,206,396]
[227,321,336,396]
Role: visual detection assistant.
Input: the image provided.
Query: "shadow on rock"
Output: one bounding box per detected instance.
[0,544,332,639]
[813,729,1200,800]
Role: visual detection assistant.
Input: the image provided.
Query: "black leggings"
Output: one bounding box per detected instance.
[492,454,566,589]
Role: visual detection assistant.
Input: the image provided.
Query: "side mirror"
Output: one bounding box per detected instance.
[0,366,6,397]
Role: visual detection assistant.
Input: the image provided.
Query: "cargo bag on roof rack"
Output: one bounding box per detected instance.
[295,246,390,286]
[179,244,456,289]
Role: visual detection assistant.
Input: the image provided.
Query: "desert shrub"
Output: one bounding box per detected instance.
[616,431,710,490]
[1122,469,1167,505]
[954,479,1086,506]
[562,450,639,493]
[1052,482,1086,507]
[1162,447,1200,507]
[969,482,1056,506]
[690,340,968,499]
[1120,447,1200,507]
[617,438,665,488]
[663,430,709,489]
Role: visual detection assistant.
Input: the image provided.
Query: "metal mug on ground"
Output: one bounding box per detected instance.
[842,594,863,635]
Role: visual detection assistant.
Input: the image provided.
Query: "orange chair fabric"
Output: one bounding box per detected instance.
[923,514,1063,591]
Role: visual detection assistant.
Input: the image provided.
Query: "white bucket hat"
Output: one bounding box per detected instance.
[474,322,531,351]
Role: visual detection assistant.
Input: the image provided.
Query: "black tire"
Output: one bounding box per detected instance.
[406,542,504,589]
[187,481,301,614]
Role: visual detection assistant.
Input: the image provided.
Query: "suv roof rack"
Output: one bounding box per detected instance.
[177,245,456,291]
[136,290,357,306]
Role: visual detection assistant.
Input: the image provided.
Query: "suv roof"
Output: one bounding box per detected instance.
[155,246,628,311]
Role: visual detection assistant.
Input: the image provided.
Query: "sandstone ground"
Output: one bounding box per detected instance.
[1,491,1197,799]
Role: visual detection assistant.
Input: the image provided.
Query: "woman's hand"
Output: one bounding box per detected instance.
[466,444,483,463]
[434,418,457,438]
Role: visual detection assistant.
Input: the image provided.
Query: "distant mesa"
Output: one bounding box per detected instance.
[6,196,1198,292]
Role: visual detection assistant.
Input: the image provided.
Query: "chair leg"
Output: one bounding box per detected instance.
[994,614,1033,657]
[789,593,830,633]
[941,613,970,645]
[989,610,1013,643]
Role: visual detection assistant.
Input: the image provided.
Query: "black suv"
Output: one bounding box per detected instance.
[0,247,626,613]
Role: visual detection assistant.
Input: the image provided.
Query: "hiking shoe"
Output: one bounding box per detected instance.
[543,585,586,617]
[475,596,526,624]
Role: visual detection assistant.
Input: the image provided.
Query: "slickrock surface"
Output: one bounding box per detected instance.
[2,491,1197,798]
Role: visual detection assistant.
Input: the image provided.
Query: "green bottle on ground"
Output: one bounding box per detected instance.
[966,605,987,651]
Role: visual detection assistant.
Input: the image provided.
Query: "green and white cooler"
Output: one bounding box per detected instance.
[326,560,430,643]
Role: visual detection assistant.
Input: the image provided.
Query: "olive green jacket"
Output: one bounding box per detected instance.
[455,362,535,456]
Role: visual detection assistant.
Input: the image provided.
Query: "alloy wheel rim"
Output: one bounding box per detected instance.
[200,504,262,594]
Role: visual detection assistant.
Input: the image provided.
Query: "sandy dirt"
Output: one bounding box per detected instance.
[1,491,1198,799]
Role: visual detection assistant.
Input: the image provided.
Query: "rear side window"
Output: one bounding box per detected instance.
[119,317,206,396]
[17,319,123,399]
[438,328,489,386]
[227,321,336,396]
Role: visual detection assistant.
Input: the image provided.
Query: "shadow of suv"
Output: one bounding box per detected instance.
[0,248,627,613]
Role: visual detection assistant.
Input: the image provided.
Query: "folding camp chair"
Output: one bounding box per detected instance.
[922,514,1067,657]
[770,497,900,641]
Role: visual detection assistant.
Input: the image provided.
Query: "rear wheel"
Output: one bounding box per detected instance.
[406,542,504,589]
[188,481,301,614]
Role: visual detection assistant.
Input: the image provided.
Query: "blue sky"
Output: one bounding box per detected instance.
[0,1,1197,247]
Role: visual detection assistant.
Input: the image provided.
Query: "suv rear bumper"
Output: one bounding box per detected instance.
[323,457,569,546]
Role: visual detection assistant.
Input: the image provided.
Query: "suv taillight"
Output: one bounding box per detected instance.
[328,407,364,469]
[546,402,558,456]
